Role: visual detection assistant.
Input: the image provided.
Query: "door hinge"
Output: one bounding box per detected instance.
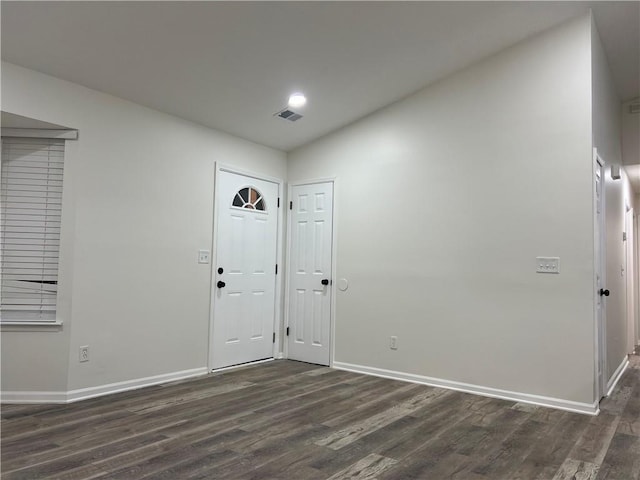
[289,201,292,210]
[275,264,278,275]
[623,231,627,241]
[277,197,280,208]
[273,332,276,343]
[286,327,290,336]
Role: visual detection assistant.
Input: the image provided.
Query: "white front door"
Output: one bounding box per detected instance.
[287,182,334,366]
[212,169,279,369]
[594,153,607,399]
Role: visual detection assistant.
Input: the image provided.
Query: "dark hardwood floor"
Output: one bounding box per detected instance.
[2,352,639,479]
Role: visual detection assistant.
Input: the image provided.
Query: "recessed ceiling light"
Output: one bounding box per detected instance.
[288,93,307,108]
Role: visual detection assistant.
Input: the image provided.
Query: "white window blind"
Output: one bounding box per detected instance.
[1,138,65,323]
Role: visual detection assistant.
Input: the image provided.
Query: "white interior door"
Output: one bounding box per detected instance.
[212,169,278,369]
[594,154,607,399]
[287,182,334,366]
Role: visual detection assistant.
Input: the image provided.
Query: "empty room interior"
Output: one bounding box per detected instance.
[1,1,640,479]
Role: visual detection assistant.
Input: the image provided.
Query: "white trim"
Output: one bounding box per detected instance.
[593,148,607,401]
[635,213,640,346]
[283,183,292,361]
[1,390,68,404]
[274,179,284,358]
[217,163,282,185]
[208,166,221,370]
[288,176,338,187]
[2,367,208,404]
[1,322,63,331]
[1,128,78,140]
[626,207,636,355]
[329,178,338,368]
[66,367,208,403]
[208,163,284,370]
[211,358,274,373]
[333,361,599,416]
[606,357,629,397]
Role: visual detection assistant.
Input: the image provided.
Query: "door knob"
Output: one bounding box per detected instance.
[321,279,329,286]
[599,288,610,297]
[217,281,226,288]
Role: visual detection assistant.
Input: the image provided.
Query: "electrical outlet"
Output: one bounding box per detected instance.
[79,346,89,363]
[390,336,398,350]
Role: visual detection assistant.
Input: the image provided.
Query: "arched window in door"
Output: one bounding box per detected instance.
[232,186,266,211]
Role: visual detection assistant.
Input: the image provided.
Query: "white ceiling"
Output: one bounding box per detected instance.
[2,1,638,152]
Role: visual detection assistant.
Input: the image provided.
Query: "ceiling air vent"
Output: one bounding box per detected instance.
[629,103,640,115]
[274,108,303,122]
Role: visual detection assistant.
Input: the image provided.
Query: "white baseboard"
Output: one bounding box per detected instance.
[1,390,68,404]
[67,367,208,403]
[333,361,599,416]
[2,367,208,404]
[606,357,629,397]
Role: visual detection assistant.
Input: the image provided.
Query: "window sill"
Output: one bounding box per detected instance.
[1,322,63,332]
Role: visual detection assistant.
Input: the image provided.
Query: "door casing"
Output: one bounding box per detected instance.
[208,163,285,371]
[625,205,636,354]
[593,149,607,402]
[284,177,338,366]
[636,213,640,347]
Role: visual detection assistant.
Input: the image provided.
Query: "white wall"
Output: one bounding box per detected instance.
[2,13,627,410]
[591,19,630,382]
[622,99,639,167]
[1,62,287,394]
[289,15,595,405]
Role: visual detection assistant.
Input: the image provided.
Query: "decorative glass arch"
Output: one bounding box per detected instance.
[232,187,266,211]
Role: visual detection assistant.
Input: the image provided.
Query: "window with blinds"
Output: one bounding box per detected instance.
[1,138,65,323]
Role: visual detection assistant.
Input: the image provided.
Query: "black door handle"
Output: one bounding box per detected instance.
[321,279,329,286]
[217,281,226,288]
[599,288,610,297]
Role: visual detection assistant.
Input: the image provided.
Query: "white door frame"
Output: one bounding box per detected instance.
[625,204,636,354]
[208,163,285,371]
[284,177,338,366]
[593,149,607,401]
[636,212,640,347]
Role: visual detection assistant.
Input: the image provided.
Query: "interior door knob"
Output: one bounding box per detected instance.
[321,279,329,286]
[217,281,226,288]
[599,288,610,297]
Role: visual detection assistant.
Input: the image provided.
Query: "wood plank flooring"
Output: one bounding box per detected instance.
[2,352,639,480]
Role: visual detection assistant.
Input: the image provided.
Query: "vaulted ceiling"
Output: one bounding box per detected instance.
[2,1,638,151]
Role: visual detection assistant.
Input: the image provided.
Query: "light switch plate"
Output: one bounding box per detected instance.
[198,249,210,264]
[536,257,560,274]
